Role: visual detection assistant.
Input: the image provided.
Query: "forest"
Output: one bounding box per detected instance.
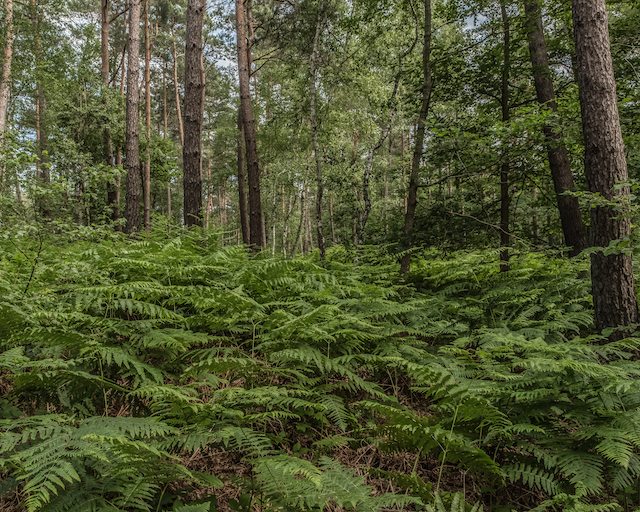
[1,0,640,509]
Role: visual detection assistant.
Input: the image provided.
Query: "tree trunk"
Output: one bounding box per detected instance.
[237,108,250,244]
[309,12,326,260]
[31,0,49,188]
[329,191,336,244]
[0,0,14,186]
[571,0,639,339]
[0,0,13,135]
[124,0,141,234]
[171,21,184,148]
[220,181,227,225]
[292,187,305,257]
[524,0,587,257]
[183,0,205,227]
[236,0,264,249]
[499,2,510,273]
[143,0,151,231]
[400,0,432,274]
[163,58,168,138]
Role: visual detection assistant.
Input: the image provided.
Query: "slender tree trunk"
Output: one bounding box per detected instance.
[237,108,250,244]
[524,0,587,257]
[0,0,13,135]
[114,1,126,226]
[292,186,305,257]
[283,193,297,257]
[183,0,205,227]
[171,22,184,148]
[163,58,168,138]
[143,0,151,231]
[220,181,227,225]
[499,2,510,272]
[572,0,639,340]
[329,191,336,244]
[402,132,407,214]
[31,0,49,188]
[124,0,141,234]
[102,0,118,223]
[309,12,326,260]
[360,85,400,244]
[400,0,432,274]
[0,0,14,186]
[303,202,309,255]
[236,0,264,249]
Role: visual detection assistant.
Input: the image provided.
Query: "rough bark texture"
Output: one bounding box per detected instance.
[400,0,432,274]
[309,13,326,260]
[124,0,141,234]
[183,0,205,227]
[237,108,250,244]
[572,0,639,339]
[171,22,184,148]
[0,0,14,186]
[0,0,13,135]
[524,0,587,257]
[499,2,510,273]
[236,0,264,249]
[143,0,151,231]
[102,0,120,227]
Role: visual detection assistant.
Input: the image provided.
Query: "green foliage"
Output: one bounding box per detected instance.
[0,232,637,511]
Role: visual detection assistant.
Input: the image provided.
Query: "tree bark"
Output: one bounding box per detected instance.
[0,0,13,135]
[571,0,639,339]
[171,21,184,148]
[163,58,168,138]
[524,0,587,257]
[31,0,49,187]
[499,2,510,273]
[183,0,205,227]
[124,0,141,234]
[400,0,432,274]
[236,0,264,249]
[237,108,250,244]
[102,0,121,228]
[143,0,151,231]
[292,186,305,257]
[309,12,326,260]
[329,191,336,244]
[0,0,14,187]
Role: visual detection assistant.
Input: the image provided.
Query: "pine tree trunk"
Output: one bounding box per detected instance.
[143,0,151,231]
[236,0,264,249]
[525,0,587,257]
[171,22,184,148]
[0,0,14,187]
[102,0,120,227]
[237,108,250,244]
[183,0,205,227]
[499,2,510,273]
[572,0,639,339]
[400,0,432,274]
[309,12,326,260]
[0,0,13,135]
[124,0,141,234]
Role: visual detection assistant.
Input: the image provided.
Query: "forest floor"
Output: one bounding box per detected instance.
[0,228,637,512]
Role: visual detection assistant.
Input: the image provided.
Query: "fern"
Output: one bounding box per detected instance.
[254,455,420,511]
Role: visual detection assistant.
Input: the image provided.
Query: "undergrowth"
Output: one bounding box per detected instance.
[0,224,636,512]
